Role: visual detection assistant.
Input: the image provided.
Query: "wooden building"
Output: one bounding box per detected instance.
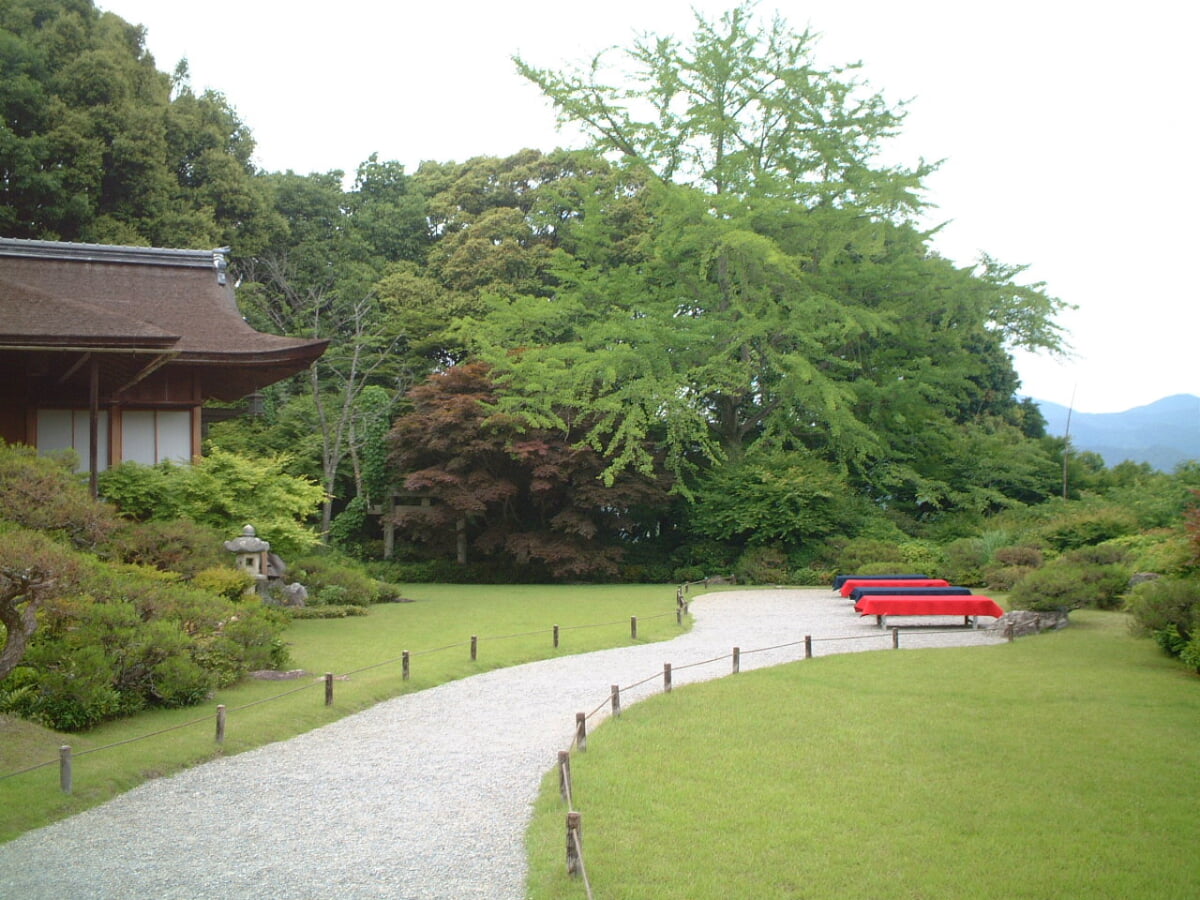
[0,238,327,489]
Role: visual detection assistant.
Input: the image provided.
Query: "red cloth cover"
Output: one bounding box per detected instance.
[854,596,1005,618]
[839,578,949,597]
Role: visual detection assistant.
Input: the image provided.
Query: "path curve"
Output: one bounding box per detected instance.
[0,588,1004,899]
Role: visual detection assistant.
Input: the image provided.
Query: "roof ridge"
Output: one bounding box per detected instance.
[0,238,228,269]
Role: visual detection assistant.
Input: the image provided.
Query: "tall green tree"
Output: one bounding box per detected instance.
[466,3,1071,523]
[514,2,931,211]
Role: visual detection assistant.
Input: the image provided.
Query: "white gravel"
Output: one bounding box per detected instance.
[0,588,1004,899]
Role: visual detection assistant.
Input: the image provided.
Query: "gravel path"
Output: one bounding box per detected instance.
[0,588,1004,899]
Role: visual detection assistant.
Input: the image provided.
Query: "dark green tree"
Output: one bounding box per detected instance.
[0,0,275,248]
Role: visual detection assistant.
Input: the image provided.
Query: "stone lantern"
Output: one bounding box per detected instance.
[224,524,270,596]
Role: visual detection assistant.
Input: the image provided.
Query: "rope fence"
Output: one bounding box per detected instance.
[555,621,1008,888]
[1,586,699,792]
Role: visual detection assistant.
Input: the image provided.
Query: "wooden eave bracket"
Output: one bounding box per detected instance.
[113,351,180,396]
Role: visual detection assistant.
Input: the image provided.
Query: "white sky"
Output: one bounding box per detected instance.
[101,0,1199,414]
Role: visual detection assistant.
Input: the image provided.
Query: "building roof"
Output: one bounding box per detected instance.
[0,238,328,401]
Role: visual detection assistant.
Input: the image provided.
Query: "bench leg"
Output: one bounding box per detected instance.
[879,615,887,630]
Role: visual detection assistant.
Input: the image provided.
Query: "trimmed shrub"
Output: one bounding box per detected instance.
[1067,543,1131,567]
[4,561,290,730]
[983,546,1044,591]
[0,441,117,549]
[106,519,229,577]
[985,565,1037,592]
[1036,505,1138,551]
[192,566,255,602]
[1009,559,1131,612]
[1180,634,1200,673]
[290,554,384,606]
[834,539,905,574]
[672,565,707,584]
[897,541,946,578]
[943,538,988,586]
[994,546,1044,568]
[3,645,122,731]
[1125,577,1200,645]
[284,605,370,619]
[788,566,830,586]
[314,584,349,606]
[734,546,789,585]
[1107,531,1192,576]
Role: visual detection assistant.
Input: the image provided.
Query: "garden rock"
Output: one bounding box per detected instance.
[990,609,1069,637]
[280,582,308,607]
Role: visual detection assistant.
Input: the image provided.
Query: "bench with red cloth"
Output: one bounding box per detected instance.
[838,578,949,598]
[853,594,1005,628]
[832,573,929,591]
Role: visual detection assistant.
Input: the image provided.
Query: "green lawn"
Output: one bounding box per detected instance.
[525,610,1200,899]
[0,583,685,842]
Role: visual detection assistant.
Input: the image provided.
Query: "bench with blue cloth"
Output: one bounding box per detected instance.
[847,585,973,603]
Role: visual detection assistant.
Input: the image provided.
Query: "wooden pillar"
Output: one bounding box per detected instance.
[59,745,72,794]
[575,712,587,751]
[88,358,99,498]
[566,811,583,877]
[558,750,572,804]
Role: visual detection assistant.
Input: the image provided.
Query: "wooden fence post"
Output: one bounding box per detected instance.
[611,684,621,718]
[630,616,638,640]
[566,811,583,877]
[805,635,813,659]
[215,704,226,744]
[324,672,334,706]
[575,712,587,751]
[59,745,72,795]
[664,662,672,693]
[471,635,478,661]
[732,647,740,674]
[677,605,683,625]
[558,750,572,804]
[402,650,410,681]
[553,624,560,648]
[891,626,900,649]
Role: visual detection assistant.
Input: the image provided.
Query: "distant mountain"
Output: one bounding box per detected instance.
[1029,394,1200,471]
